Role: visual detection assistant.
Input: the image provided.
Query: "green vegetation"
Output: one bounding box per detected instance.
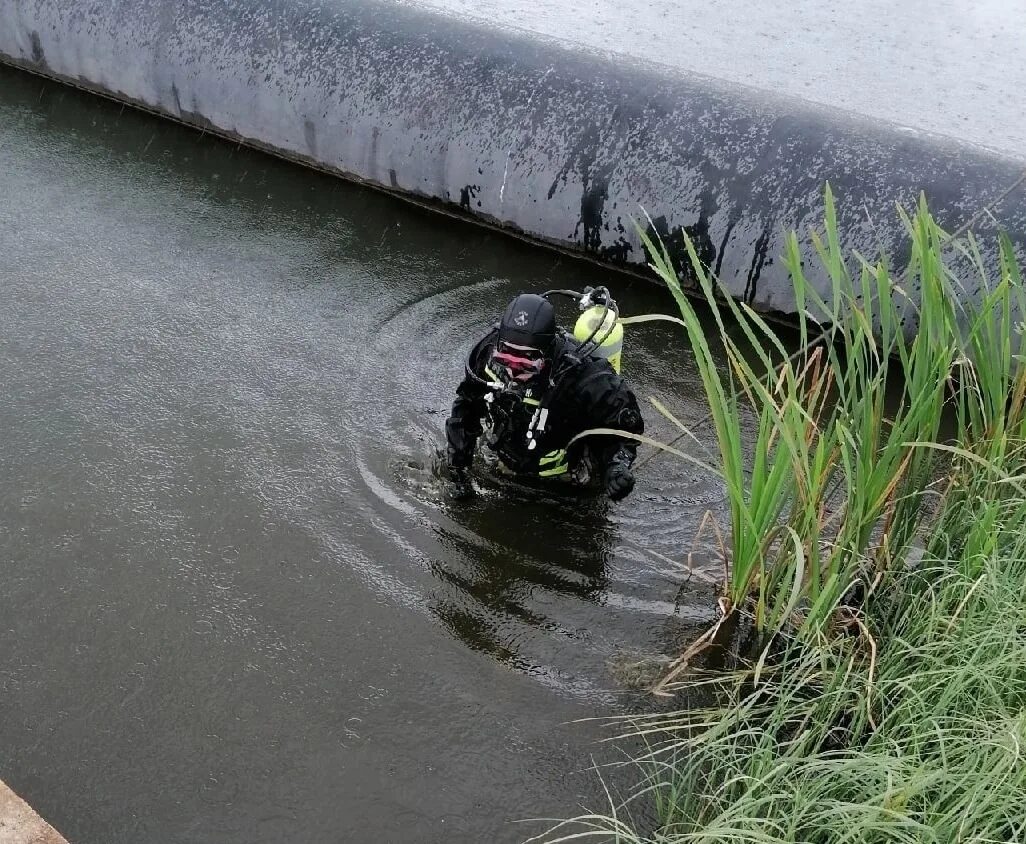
[535,191,1026,842]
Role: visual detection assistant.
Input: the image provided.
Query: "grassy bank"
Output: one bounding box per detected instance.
[540,545,1026,842]
[536,192,1026,842]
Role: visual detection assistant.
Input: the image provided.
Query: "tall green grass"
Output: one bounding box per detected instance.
[535,542,1026,843]
[634,189,1024,646]
[530,194,1026,843]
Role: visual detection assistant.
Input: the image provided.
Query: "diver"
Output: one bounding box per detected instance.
[443,287,644,501]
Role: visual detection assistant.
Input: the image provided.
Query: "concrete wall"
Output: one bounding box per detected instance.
[2,0,1025,320]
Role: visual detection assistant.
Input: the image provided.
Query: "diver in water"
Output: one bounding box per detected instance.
[444,288,644,501]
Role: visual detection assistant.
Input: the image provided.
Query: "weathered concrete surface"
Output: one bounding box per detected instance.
[409,0,1026,160]
[1,0,1024,319]
[0,782,68,844]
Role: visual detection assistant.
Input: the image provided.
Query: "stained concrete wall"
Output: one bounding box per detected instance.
[1,0,1024,319]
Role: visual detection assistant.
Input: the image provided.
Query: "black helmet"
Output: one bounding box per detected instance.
[497,293,556,354]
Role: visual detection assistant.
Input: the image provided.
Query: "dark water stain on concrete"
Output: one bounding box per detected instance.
[580,175,607,251]
[459,183,481,209]
[303,118,317,156]
[744,225,773,304]
[29,31,44,65]
[643,191,719,288]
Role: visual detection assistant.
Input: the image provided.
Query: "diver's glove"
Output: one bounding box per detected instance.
[448,467,476,501]
[445,449,476,500]
[604,448,636,502]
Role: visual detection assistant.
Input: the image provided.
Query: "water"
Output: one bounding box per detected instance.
[0,67,726,843]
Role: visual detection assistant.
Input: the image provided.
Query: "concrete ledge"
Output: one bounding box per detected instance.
[0,781,68,844]
[1,0,1025,319]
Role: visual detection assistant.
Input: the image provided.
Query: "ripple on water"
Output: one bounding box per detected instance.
[325,282,730,701]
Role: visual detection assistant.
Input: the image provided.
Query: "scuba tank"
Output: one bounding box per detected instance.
[572,288,624,373]
[543,286,625,373]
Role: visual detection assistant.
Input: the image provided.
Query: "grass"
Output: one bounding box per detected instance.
[630,187,1024,646]
[531,192,1026,842]
[534,523,1026,843]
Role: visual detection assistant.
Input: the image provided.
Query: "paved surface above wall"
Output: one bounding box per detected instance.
[406,0,1026,158]
[0,781,69,844]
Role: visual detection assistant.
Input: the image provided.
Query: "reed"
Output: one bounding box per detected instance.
[530,194,1026,843]
[633,190,1023,641]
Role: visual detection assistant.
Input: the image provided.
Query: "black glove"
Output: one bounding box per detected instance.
[449,467,475,500]
[444,449,476,501]
[604,449,635,502]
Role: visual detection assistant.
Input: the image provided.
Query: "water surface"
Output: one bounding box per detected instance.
[0,67,727,843]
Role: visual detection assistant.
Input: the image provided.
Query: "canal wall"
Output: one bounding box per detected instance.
[1,0,1025,319]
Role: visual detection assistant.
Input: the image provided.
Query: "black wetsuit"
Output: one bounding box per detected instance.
[445,329,644,486]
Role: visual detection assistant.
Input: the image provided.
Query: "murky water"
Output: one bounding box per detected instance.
[0,68,728,843]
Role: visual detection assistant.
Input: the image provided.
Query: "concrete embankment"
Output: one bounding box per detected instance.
[0,781,68,844]
[1,0,1025,314]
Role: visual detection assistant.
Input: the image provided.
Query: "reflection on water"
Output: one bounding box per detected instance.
[431,490,615,666]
